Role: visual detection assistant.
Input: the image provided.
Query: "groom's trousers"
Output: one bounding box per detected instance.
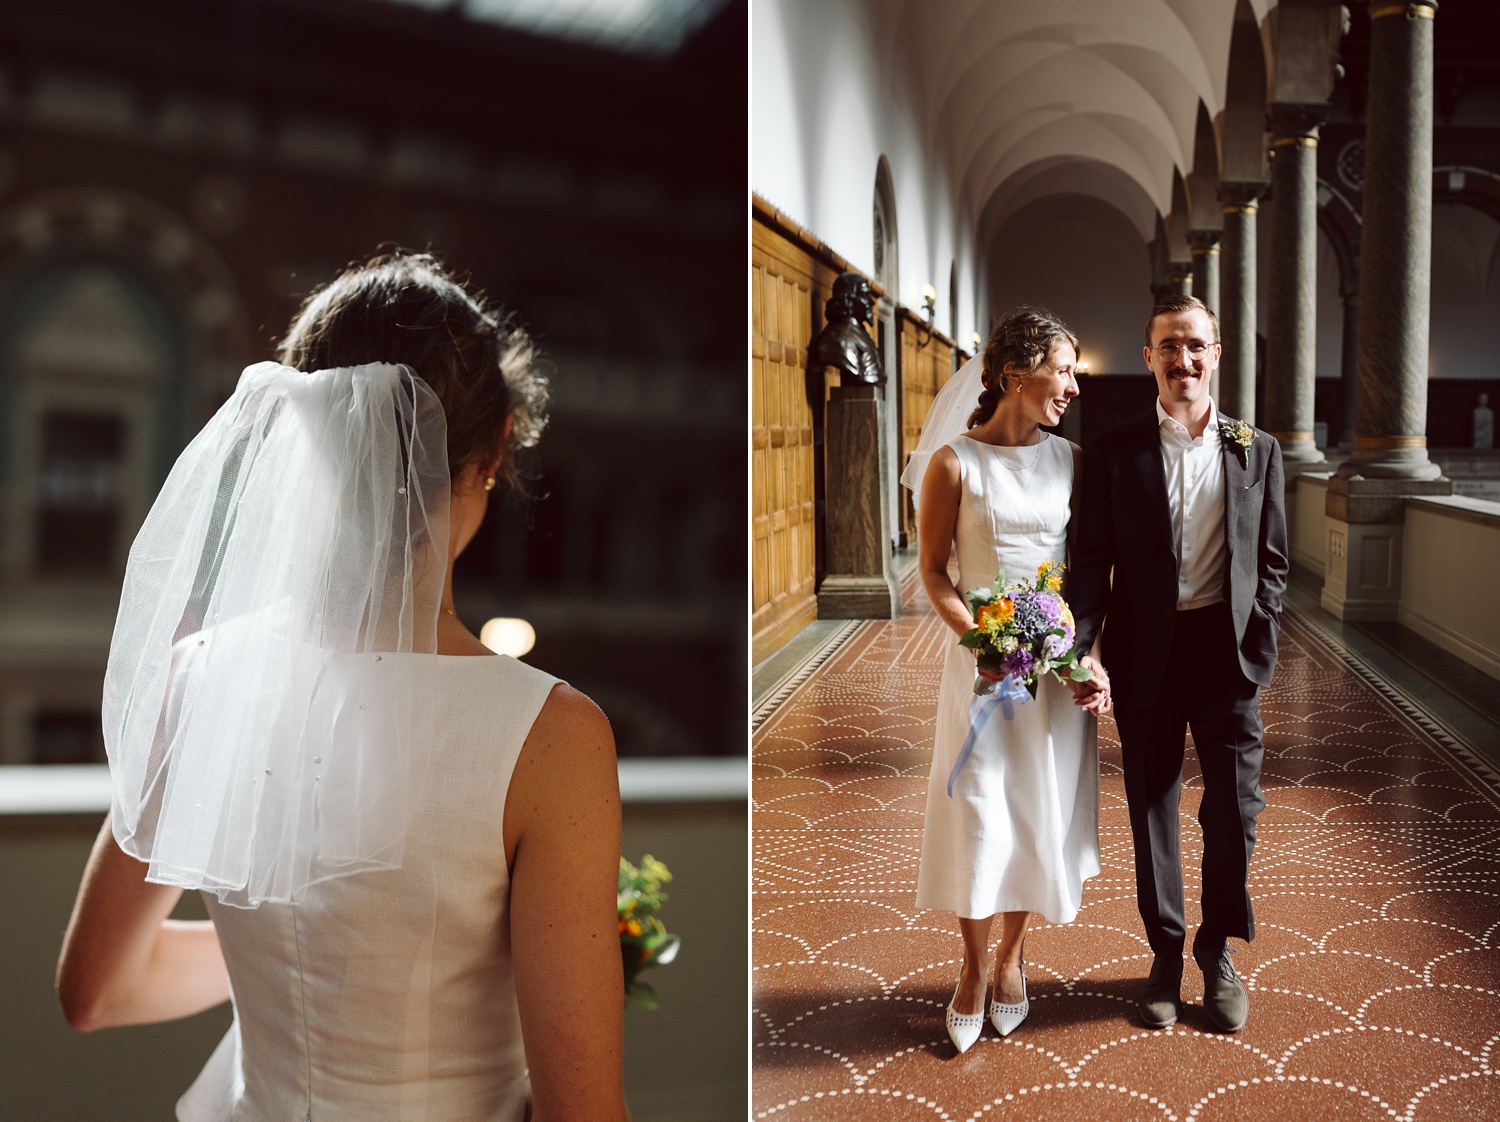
[1112,601,1267,964]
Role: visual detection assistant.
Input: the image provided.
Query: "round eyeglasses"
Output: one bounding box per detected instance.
[1151,341,1215,361]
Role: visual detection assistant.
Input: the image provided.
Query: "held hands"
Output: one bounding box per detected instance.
[969,643,1110,712]
[1068,655,1112,714]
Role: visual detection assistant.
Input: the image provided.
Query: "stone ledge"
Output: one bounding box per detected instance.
[1404,493,1500,529]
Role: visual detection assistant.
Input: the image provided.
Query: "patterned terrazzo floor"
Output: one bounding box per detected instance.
[751,575,1500,1121]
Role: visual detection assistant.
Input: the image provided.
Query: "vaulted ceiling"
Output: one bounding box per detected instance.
[871,0,1273,246]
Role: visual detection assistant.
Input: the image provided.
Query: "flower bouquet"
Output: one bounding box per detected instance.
[947,562,1095,796]
[619,854,681,1009]
[959,561,1094,697]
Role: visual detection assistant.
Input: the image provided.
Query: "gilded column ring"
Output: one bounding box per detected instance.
[1369,2,1435,19]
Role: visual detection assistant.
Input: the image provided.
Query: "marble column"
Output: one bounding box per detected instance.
[1189,229,1223,398]
[1188,230,1221,314]
[1218,182,1261,424]
[1263,102,1328,471]
[1169,261,1193,297]
[1337,292,1359,450]
[1343,0,1441,480]
[1323,0,1450,623]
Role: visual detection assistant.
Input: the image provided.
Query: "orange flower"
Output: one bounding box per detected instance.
[619,918,643,936]
[977,599,1014,629]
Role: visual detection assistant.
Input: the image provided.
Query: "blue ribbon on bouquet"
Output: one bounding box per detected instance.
[946,674,1032,797]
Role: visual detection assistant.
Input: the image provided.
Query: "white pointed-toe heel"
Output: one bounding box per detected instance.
[945,981,986,1054]
[989,962,1029,1037]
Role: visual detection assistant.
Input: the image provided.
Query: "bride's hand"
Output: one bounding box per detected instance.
[1071,656,1112,714]
[1080,655,1109,692]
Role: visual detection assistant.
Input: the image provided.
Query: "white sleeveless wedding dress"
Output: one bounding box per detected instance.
[914,434,1100,923]
[176,653,559,1122]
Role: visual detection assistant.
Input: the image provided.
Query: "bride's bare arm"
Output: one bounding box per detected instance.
[56,817,229,1031]
[505,684,627,1122]
[918,445,976,640]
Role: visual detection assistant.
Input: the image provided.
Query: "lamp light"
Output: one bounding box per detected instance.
[971,331,982,355]
[1077,359,1091,374]
[921,283,937,328]
[479,617,537,658]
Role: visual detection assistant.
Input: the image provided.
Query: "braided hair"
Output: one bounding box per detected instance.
[969,305,1079,428]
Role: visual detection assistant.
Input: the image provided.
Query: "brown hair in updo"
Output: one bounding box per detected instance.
[276,250,548,493]
[968,305,1080,428]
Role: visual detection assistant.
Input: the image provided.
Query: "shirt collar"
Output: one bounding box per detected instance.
[1156,396,1218,443]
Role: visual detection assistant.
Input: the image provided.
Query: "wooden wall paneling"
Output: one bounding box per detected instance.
[751,217,833,663]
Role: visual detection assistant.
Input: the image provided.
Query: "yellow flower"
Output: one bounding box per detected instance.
[619,918,642,936]
[977,598,1014,632]
[1062,604,1075,629]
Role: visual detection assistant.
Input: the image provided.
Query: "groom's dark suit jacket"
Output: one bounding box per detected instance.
[1068,410,1289,707]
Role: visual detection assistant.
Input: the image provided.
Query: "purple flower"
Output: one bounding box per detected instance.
[1041,633,1068,661]
[1001,648,1035,680]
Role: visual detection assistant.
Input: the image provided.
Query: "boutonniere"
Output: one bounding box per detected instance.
[1220,418,1255,464]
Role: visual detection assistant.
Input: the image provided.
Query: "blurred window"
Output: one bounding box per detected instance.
[30,708,105,765]
[35,411,126,573]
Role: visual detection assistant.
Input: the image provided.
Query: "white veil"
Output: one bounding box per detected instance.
[103,361,451,908]
[899,351,986,508]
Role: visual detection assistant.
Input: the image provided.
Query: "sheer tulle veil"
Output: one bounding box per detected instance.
[899,351,986,509]
[103,361,451,908]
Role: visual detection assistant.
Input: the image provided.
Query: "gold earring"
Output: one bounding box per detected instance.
[484,476,496,492]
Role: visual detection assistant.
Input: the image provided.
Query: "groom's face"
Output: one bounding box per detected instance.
[1145,309,1220,410]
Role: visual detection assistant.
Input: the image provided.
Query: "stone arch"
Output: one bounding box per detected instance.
[0,188,250,576]
[0,187,248,411]
[1219,0,1269,185]
[1186,100,1222,231]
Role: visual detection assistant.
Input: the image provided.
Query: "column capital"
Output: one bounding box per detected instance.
[1188,229,1222,254]
[1368,1,1436,21]
[1267,101,1330,144]
[1219,181,1265,212]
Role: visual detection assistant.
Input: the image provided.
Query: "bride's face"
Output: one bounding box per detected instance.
[1011,340,1079,428]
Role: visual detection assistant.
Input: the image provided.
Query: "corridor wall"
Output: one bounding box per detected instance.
[751,0,984,346]
[751,201,840,662]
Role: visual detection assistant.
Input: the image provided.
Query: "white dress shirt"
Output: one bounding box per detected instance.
[1156,397,1227,610]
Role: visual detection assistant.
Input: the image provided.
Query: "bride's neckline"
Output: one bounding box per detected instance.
[961,432,1051,452]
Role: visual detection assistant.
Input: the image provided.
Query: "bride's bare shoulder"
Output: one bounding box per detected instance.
[505,682,618,847]
[530,682,612,750]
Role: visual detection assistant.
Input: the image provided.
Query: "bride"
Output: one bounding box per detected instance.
[902,305,1108,1052]
[55,252,628,1121]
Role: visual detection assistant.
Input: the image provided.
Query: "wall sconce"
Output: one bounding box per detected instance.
[1077,359,1091,375]
[971,331,982,355]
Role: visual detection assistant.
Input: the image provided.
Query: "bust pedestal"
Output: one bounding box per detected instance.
[818,385,898,619]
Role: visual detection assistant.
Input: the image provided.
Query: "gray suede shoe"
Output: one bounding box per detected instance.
[1201,948,1248,1032]
[1137,954,1183,1029]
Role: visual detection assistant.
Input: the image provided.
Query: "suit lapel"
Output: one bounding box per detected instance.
[1219,413,1250,556]
[1131,412,1174,550]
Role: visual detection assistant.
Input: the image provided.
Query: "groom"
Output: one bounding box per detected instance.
[1068,295,1288,1033]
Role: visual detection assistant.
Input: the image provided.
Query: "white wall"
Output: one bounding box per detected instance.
[751,0,985,346]
[986,194,1152,375]
[1400,497,1500,679]
[1430,203,1500,380]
